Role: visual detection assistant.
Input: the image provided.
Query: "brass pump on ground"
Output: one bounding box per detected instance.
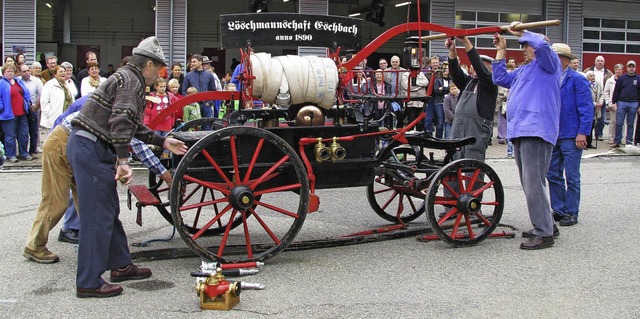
[195,267,241,310]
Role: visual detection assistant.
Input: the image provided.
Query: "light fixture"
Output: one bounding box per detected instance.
[250,0,269,13]
[395,1,411,7]
[366,0,385,27]
[283,0,290,2]
[349,13,361,17]
[45,1,52,8]
[152,5,156,11]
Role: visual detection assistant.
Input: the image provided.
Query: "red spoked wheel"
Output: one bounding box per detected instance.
[425,159,504,246]
[367,144,427,223]
[170,126,309,262]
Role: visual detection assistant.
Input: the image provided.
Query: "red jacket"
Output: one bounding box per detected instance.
[144,92,178,132]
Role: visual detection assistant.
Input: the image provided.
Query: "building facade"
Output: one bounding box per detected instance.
[1,0,638,73]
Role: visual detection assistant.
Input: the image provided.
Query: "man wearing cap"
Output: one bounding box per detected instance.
[611,60,640,148]
[546,43,593,228]
[492,22,562,250]
[444,36,498,162]
[67,36,188,298]
[182,54,216,127]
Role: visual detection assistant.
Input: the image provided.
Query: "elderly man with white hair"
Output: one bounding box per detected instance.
[584,56,613,141]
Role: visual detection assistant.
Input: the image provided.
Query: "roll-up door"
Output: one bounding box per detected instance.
[156,0,187,67]
[3,0,36,63]
[298,0,328,57]
[430,0,455,57]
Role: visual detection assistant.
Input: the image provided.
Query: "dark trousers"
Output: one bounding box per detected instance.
[28,110,39,154]
[67,129,131,289]
[1,115,29,158]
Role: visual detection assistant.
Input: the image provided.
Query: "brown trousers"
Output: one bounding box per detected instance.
[25,126,77,251]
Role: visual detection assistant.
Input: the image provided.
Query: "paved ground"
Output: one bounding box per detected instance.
[1,129,640,317]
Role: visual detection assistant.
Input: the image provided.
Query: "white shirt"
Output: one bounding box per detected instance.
[65,78,78,98]
[593,67,605,87]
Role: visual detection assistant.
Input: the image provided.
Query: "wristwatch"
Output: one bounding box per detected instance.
[118,160,130,166]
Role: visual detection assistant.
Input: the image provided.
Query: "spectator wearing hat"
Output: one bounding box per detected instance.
[202,56,222,91]
[611,60,640,148]
[66,36,187,298]
[492,23,562,250]
[182,54,216,127]
[546,43,593,228]
[445,36,498,163]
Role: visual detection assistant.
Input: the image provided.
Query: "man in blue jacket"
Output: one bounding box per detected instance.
[546,43,594,228]
[492,23,562,250]
[182,54,216,128]
[611,60,640,148]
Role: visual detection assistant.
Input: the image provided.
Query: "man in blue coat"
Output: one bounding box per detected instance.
[492,23,562,250]
[546,43,594,227]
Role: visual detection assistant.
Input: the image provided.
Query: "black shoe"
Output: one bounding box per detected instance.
[58,229,79,244]
[611,144,620,148]
[559,215,578,226]
[522,224,559,238]
[520,236,554,250]
[586,145,597,149]
[552,211,563,222]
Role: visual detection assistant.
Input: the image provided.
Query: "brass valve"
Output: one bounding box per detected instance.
[314,137,331,162]
[195,267,241,310]
[330,137,346,162]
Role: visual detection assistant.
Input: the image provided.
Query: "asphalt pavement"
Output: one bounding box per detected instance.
[1,144,640,318]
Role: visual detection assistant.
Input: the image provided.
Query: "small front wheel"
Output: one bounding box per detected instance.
[425,159,504,246]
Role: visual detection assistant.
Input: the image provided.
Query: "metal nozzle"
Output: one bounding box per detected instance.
[330,137,346,162]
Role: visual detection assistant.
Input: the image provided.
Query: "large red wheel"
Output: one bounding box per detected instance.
[170,126,309,262]
[425,159,504,246]
[367,143,427,223]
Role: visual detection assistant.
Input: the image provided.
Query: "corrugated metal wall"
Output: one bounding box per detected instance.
[156,0,187,67]
[456,0,543,14]
[544,0,565,43]
[3,0,36,63]
[566,0,583,59]
[298,0,329,57]
[429,0,455,57]
[584,0,640,20]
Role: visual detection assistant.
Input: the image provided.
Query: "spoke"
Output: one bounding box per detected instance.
[230,135,240,184]
[395,192,404,218]
[184,175,231,196]
[210,188,222,229]
[374,186,394,195]
[217,209,239,257]
[254,183,302,196]
[457,168,464,194]
[480,201,499,206]
[192,187,208,229]
[179,197,228,212]
[248,207,281,244]
[182,184,203,203]
[450,213,464,238]
[474,211,493,227]
[191,204,232,240]
[381,190,400,210]
[406,194,419,215]
[471,180,495,197]
[249,155,290,190]
[201,149,235,188]
[465,168,482,193]
[241,210,253,259]
[243,138,265,184]
[437,207,459,225]
[254,200,300,218]
[441,177,460,199]
[464,214,476,239]
[434,199,458,206]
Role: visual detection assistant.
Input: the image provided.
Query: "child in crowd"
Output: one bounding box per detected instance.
[182,87,202,131]
[167,78,184,126]
[443,83,459,139]
[144,77,177,136]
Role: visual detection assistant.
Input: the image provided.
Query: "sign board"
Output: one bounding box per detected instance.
[220,13,363,50]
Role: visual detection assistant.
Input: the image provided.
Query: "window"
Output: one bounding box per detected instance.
[456,10,542,49]
[583,18,640,53]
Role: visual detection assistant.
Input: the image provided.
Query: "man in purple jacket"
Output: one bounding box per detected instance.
[492,23,562,250]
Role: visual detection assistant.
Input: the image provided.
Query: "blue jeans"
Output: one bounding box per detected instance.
[444,122,452,139]
[615,101,638,145]
[547,138,583,217]
[423,99,435,133]
[62,195,80,231]
[0,115,29,158]
[433,103,444,138]
[200,101,214,130]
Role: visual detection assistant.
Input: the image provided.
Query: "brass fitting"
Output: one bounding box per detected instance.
[330,137,346,162]
[315,137,331,162]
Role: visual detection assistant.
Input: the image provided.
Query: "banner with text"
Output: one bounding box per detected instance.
[220,13,363,50]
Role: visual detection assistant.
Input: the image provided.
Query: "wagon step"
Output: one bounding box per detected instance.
[127,184,162,226]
